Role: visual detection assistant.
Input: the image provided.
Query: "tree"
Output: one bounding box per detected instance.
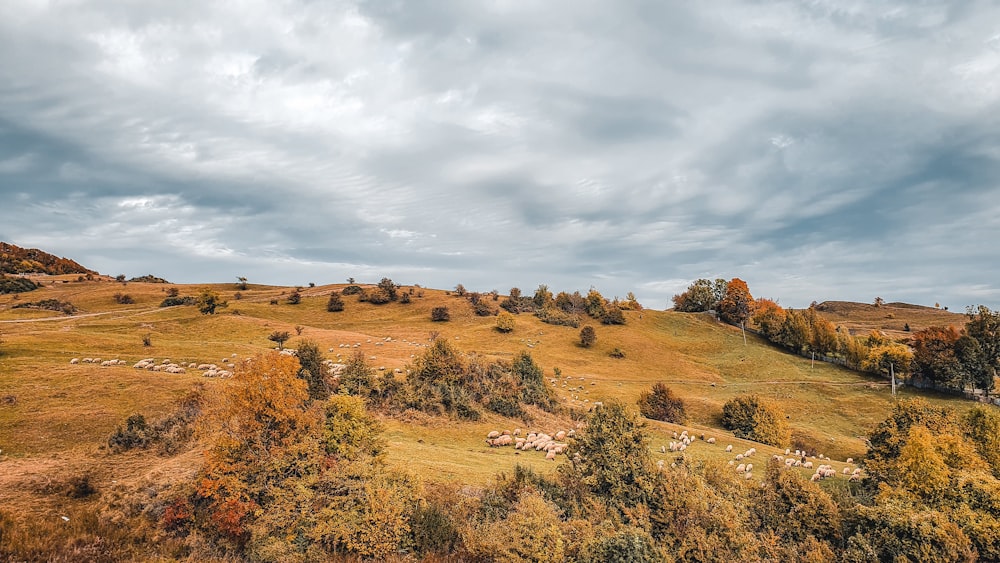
[873,297,885,308]
[721,394,789,447]
[268,330,291,350]
[287,290,302,305]
[197,288,226,315]
[955,335,993,394]
[236,276,248,290]
[966,305,1000,389]
[297,340,330,400]
[580,325,596,348]
[431,307,450,322]
[672,278,726,312]
[718,278,755,339]
[495,311,515,333]
[561,401,658,520]
[327,292,344,312]
[533,284,553,309]
[751,298,786,341]
[116,274,126,282]
[340,350,375,398]
[377,277,398,301]
[637,382,686,423]
[454,284,467,297]
[862,342,913,379]
[912,326,963,389]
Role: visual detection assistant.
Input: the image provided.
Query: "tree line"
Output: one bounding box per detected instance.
[673,278,999,395]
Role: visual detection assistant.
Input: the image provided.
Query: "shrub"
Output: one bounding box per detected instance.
[601,305,626,325]
[12,298,77,314]
[365,288,392,304]
[637,382,686,423]
[496,311,516,333]
[112,292,134,304]
[536,306,580,327]
[431,307,450,322]
[108,414,150,451]
[0,275,38,294]
[609,347,626,358]
[580,326,597,347]
[286,290,301,305]
[159,296,195,307]
[721,394,790,447]
[473,300,494,316]
[142,333,152,347]
[342,284,363,295]
[399,292,411,304]
[196,289,226,315]
[454,284,467,297]
[327,292,344,312]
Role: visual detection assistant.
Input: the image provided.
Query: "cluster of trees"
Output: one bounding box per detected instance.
[500,285,633,328]
[0,242,93,275]
[0,274,38,294]
[909,306,1000,394]
[721,394,790,447]
[675,278,999,395]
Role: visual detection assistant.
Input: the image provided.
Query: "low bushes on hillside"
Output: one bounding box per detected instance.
[159,296,195,307]
[12,298,76,314]
[0,275,38,294]
[128,274,169,283]
[431,307,450,322]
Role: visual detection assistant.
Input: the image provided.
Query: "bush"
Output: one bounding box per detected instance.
[721,394,790,447]
[580,326,596,347]
[601,305,626,325]
[159,296,195,307]
[364,288,392,304]
[12,299,77,314]
[637,382,686,423]
[112,292,134,304]
[377,277,399,301]
[473,300,494,316]
[400,292,411,304]
[0,275,38,294]
[496,311,516,333]
[342,284,363,295]
[431,307,450,322]
[327,292,344,312]
[286,290,301,305]
[609,347,626,358]
[536,306,580,327]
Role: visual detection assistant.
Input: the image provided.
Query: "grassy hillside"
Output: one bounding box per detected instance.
[0,277,982,521]
[814,299,965,340]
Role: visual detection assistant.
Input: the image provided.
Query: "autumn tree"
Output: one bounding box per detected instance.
[751,298,786,341]
[579,325,596,348]
[718,278,755,344]
[912,326,963,389]
[533,284,553,309]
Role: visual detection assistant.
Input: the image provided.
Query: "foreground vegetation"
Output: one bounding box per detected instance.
[2,273,999,560]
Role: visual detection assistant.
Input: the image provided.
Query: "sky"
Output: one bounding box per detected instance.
[2,1,999,311]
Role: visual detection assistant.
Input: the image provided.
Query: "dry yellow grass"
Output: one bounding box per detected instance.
[0,278,983,522]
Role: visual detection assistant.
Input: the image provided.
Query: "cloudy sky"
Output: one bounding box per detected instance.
[2,1,999,310]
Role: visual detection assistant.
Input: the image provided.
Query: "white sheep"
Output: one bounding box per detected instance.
[707,437,716,444]
[726,445,733,452]
[70,358,79,364]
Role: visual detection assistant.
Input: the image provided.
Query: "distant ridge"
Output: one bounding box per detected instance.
[0,242,95,275]
[812,299,964,338]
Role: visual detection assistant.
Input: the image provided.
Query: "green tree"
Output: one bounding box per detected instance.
[580,325,596,348]
[268,330,291,350]
[297,340,330,400]
[340,350,375,398]
[721,394,789,447]
[637,382,686,424]
[377,277,398,301]
[327,292,344,312]
[197,288,226,315]
[672,278,726,312]
[533,284,553,309]
[966,305,1000,391]
[561,401,658,521]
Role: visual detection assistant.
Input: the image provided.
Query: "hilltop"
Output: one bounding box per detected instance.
[813,299,965,340]
[0,242,94,276]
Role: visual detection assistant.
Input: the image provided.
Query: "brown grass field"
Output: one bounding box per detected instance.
[0,277,985,526]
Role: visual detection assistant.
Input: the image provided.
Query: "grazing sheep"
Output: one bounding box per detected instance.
[736,463,746,473]
[744,472,753,480]
[846,458,854,464]
[736,454,744,461]
[487,431,500,439]
[657,460,665,470]
[707,437,716,444]
[849,473,861,482]
[726,445,733,452]
[545,450,557,460]
[70,358,79,364]
[843,467,851,475]
[745,463,753,473]
[660,445,666,454]
[803,461,814,469]
[555,430,567,440]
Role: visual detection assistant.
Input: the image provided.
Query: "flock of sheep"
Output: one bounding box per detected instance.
[71,356,237,378]
[484,428,576,460]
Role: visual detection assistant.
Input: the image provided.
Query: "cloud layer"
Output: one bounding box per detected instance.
[2,1,999,309]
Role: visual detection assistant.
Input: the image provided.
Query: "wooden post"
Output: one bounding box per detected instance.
[891,362,896,399]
